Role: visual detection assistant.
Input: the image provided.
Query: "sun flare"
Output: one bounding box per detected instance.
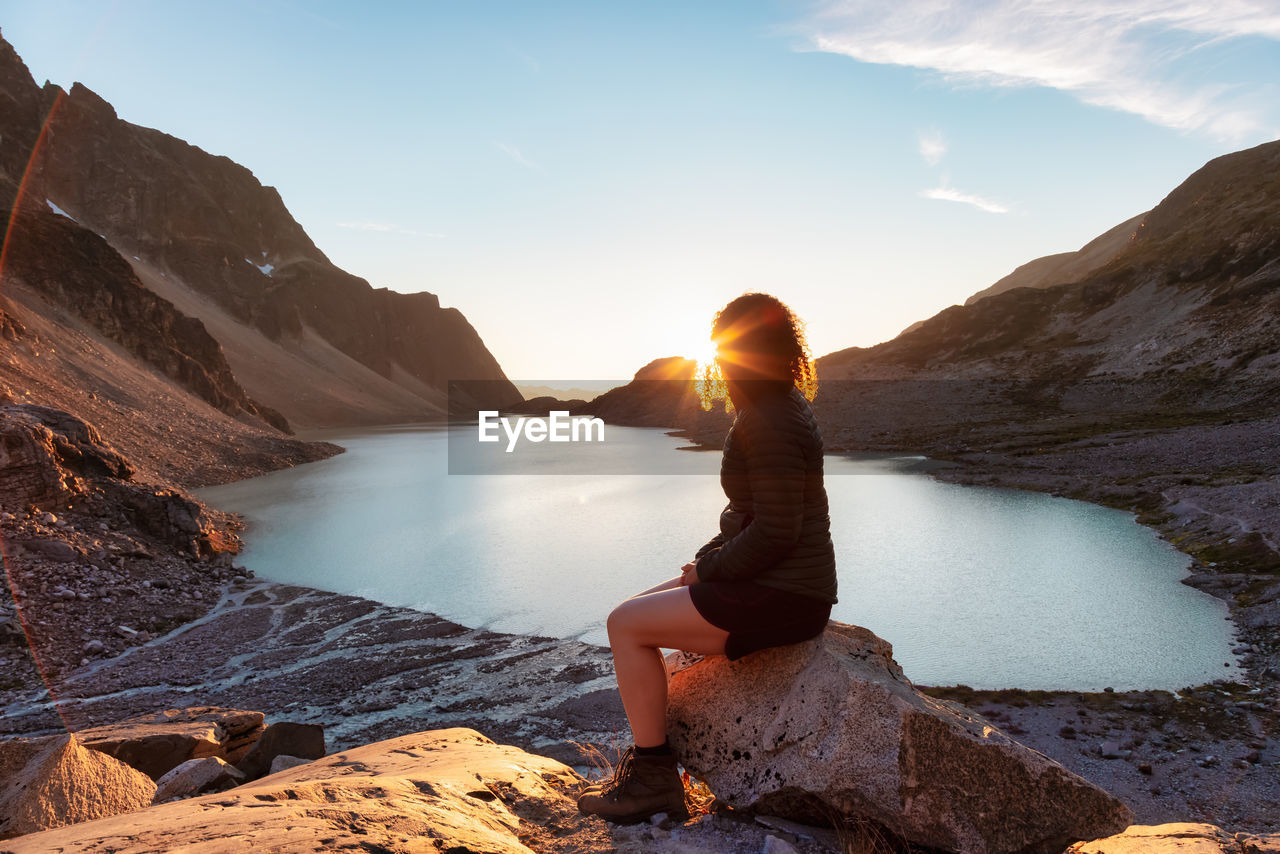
[691,338,719,377]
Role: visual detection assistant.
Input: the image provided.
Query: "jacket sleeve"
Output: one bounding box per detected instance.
[693,501,737,559]
[694,530,727,560]
[695,409,806,583]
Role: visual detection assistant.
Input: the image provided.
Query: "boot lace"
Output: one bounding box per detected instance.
[602,746,637,795]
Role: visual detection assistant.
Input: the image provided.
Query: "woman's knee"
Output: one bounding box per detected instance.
[606,600,637,643]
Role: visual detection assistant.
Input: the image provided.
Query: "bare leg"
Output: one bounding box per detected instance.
[625,574,685,600]
[606,586,729,747]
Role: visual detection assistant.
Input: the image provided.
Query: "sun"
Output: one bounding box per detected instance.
[690,334,736,413]
[691,337,719,377]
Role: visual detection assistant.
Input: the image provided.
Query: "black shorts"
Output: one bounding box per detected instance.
[689,580,832,661]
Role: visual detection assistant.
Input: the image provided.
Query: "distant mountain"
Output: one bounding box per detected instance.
[577,357,706,427]
[0,30,516,430]
[964,212,1146,305]
[513,384,611,403]
[496,357,734,444]
[816,139,1280,445]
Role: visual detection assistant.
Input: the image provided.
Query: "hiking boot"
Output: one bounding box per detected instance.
[576,747,688,824]
[578,747,632,804]
[578,746,634,798]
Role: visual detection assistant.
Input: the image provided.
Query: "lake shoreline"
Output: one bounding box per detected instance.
[4,572,1277,829]
[201,420,1240,690]
[3,414,1277,830]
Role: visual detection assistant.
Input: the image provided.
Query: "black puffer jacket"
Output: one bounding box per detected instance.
[692,380,838,604]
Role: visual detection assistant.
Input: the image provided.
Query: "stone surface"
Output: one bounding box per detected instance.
[267,754,310,774]
[0,733,155,840]
[234,720,324,779]
[666,622,1134,854]
[0,403,130,509]
[1240,834,1280,854]
[1068,823,1242,854]
[78,706,266,780]
[152,756,245,802]
[4,728,602,854]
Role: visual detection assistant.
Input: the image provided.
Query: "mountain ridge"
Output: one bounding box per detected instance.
[0,29,516,430]
[818,138,1280,400]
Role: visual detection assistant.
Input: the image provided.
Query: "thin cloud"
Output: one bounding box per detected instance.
[495,141,539,169]
[918,129,946,165]
[801,0,1280,141]
[919,183,1009,214]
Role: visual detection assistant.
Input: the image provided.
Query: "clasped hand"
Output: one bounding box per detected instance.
[680,559,701,586]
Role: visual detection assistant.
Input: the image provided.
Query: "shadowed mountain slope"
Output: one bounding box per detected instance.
[0,30,516,429]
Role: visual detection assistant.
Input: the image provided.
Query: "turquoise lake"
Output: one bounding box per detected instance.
[197,422,1241,691]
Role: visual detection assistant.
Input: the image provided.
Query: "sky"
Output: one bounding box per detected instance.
[5,1,1279,381]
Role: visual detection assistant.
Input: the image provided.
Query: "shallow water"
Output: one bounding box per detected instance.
[197,423,1241,690]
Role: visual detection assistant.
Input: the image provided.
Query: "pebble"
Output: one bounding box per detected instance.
[40,513,57,525]
[763,835,801,854]
[84,640,104,654]
[1100,740,1130,759]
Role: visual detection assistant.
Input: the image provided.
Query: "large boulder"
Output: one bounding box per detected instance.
[3,728,604,854]
[233,721,324,780]
[0,733,155,839]
[666,621,1134,854]
[78,707,265,780]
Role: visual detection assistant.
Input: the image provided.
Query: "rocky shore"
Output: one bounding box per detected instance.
[3,399,1279,847]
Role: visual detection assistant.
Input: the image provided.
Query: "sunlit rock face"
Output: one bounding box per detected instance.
[666,622,1135,854]
[2,728,592,854]
[1068,823,1280,854]
[0,733,156,840]
[77,707,268,780]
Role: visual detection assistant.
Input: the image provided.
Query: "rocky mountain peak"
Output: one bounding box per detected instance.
[66,82,116,119]
[0,30,517,426]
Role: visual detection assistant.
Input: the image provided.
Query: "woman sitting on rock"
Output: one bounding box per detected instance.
[577,291,839,823]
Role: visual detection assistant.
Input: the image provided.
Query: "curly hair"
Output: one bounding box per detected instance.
[695,292,818,413]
